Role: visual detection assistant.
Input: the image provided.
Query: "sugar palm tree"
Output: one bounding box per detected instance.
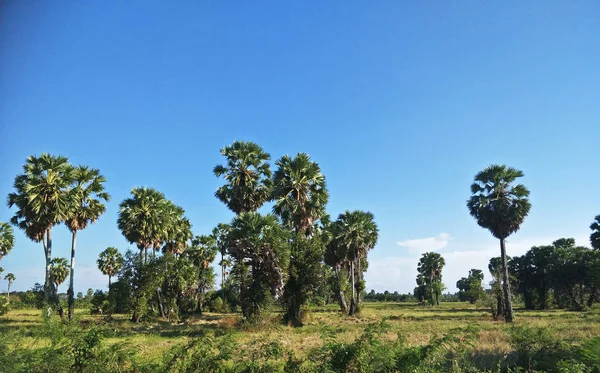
[212,223,231,289]
[333,210,378,315]
[213,141,272,215]
[0,222,14,260]
[64,166,110,320]
[162,205,193,256]
[467,164,531,322]
[324,224,350,313]
[185,235,218,313]
[590,215,600,250]
[4,273,15,303]
[50,257,70,293]
[417,252,446,305]
[118,187,169,263]
[7,154,73,304]
[272,153,329,234]
[97,247,124,291]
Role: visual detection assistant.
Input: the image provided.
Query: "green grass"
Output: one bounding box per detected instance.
[2,302,599,370]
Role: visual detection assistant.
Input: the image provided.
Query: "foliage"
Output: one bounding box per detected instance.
[282,234,326,326]
[97,247,124,287]
[0,221,15,260]
[590,215,600,250]
[213,140,273,215]
[456,269,485,304]
[49,257,69,289]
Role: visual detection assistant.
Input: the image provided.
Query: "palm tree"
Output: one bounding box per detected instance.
[324,225,350,313]
[467,164,531,322]
[185,235,218,314]
[226,212,288,319]
[162,204,192,256]
[272,153,329,234]
[97,247,124,291]
[417,252,445,305]
[212,223,231,289]
[4,273,15,303]
[7,154,73,305]
[0,222,15,260]
[118,187,169,263]
[591,215,600,250]
[213,141,272,215]
[333,210,378,315]
[64,166,110,320]
[50,257,70,293]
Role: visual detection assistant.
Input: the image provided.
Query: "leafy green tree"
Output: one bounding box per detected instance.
[7,154,73,305]
[118,187,170,263]
[116,250,162,322]
[414,274,428,303]
[272,153,329,234]
[467,164,531,322]
[64,166,110,320]
[4,273,15,303]
[184,235,218,314]
[0,222,15,260]
[509,245,554,310]
[97,247,124,291]
[417,252,446,305]
[331,210,378,315]
[213,141,272,215]
[50,257,70,293]
[324,223,350,312]
[456,269,484,304]
[226,212,288,320]
[488,257,507,319]
[591,215,600,250]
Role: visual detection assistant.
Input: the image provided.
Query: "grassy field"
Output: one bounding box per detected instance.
[2,302,599,371]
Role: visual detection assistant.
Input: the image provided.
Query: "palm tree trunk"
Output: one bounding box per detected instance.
[221,252,225,289]
[334,265,347,312]
[7,282,10,304]
[349,259,356,315]
[67,230,77,320]
[108,275,112,292]
[355,259,362,313]
[500,238,514,322]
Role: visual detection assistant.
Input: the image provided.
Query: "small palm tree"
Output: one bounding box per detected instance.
[333,210,378,315]
[0,222,15,260]
[467,164,531,322]
[97,247,124,291]
[590,215,600,250]
[185,235,218,313]
[4,273,15,303]
[162,204,192,256]
[213,141,272,215]
[49,257,70,293]
[211,223,231,289]
[272,153,329,234]
[7,154,73,305]
[65,166,110,320]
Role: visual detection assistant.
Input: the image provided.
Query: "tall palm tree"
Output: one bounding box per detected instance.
[212,223,231,289]
[324,222,350,312]
[50,257,70,294]
[590,215,600,250]
[467,164,531,322]
[5,273,15,303]
[417,252,445,305]
[118,187,169,263]
[333,210,378,315]
[7,154,73,305]
[64,166,110,320]
[213,141,272,215]
[185,235,218,313]
[162,205,192,256]
[0,222,14,260]
[97,247,124,291]
[272,153,329,234]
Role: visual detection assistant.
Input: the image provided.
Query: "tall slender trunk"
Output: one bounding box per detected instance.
[221,252,225,289]
[355,258,362,313]
[500,238,514,322]
[144,247,148,264]
[7,283,10,303]
[44,229,53,303]
[334,265,347,312]
[349,259,356,315]
[68,230,77,320]
[108,275,112,291]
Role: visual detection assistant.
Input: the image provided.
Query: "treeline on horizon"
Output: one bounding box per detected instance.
[1,141,599,325]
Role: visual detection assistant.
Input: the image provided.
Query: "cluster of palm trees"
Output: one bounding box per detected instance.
[415,252,446,306]
[6,154,109,319]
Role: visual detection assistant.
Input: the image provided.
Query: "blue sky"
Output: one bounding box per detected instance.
[1,1,598,293]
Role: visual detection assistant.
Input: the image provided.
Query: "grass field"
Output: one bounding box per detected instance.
[2,302,599,371]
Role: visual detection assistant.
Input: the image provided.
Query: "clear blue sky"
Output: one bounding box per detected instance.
[1,1,598,293]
